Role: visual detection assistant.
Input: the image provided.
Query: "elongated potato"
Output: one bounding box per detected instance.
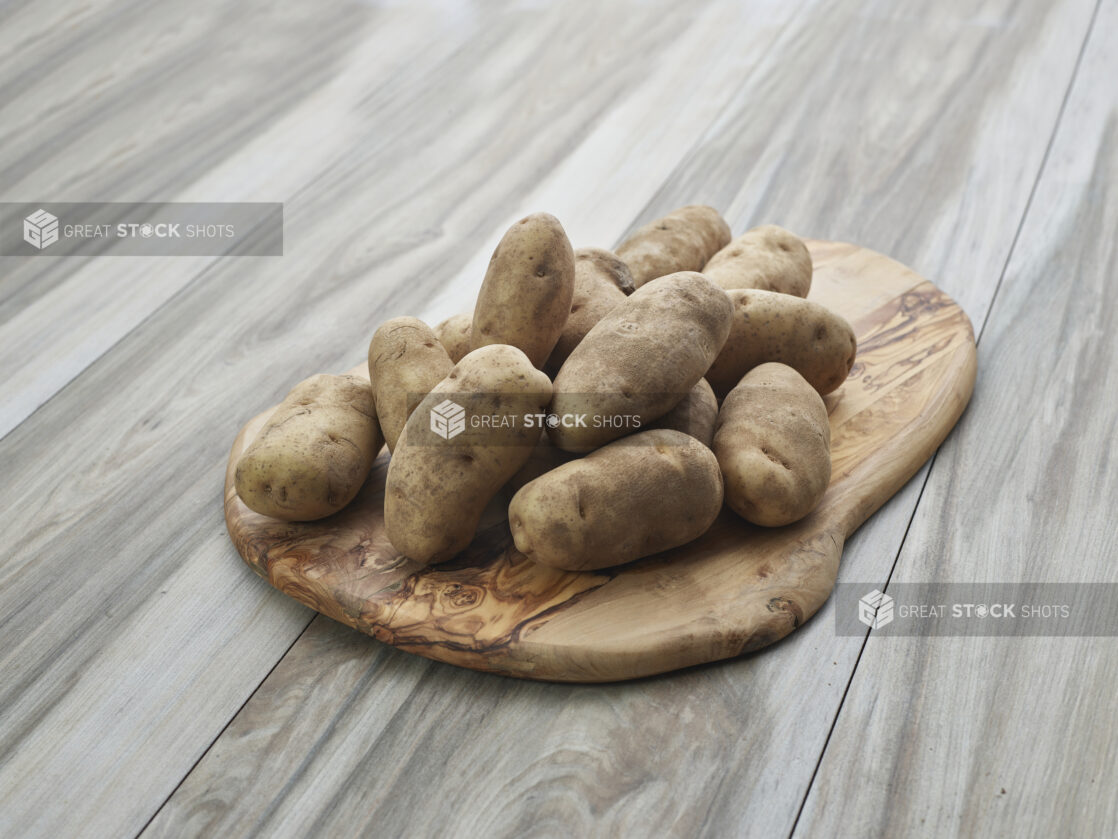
[649,378,718,447]
[706,289,856,398]
[385,345,552,564]
[368,317,454,452]
[713,363,830,527]
[550,272,733,452]
[434,312,473,363]
[703,225,812,296]
[616,205,731,287]
[546,247,634,370]
[235,374,382,521]
[472,213,575,367]
[509,429,723,570]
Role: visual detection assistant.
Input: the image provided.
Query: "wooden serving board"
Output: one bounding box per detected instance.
[224,241,976,682]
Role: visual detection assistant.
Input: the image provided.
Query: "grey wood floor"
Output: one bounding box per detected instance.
[1,1,1115,836]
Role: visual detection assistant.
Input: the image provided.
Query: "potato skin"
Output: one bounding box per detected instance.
[703,225,812,296]
[706,289,856,398]
[385,345,552,564]
[546,247,634,371]
[235,374,382,521]
[368,317,454,452]
[713,363,831,527]
[648,378,718,447]
[434,313,473,363]
[509,429,723,570]
[472,213,575,367]
[550,272,733,452]
[616,205,731,287]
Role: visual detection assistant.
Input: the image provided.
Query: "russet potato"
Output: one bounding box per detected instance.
[235,374,382,521]
[385,345,552,564]
[706,288,856,397]
[616,205,731,287]
[713,362,831,527]
[550,272,733,452]
[509,429,723,570]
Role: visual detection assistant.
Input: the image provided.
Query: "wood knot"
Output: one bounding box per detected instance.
[441,583,482,610]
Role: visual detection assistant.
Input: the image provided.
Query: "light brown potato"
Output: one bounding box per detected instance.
[615,205,731,287]
[509,429,723,571]
[703,224,812,296]
[713,363,830,527]
[433,312,473,363]
[235,374,382,521]
[472,213,575,367]
[368,317,453,452]
[546,247,634,371]
[385,345,552,564]
[550,272,732,452]
[706,289,856,398]
[648,378,718,447]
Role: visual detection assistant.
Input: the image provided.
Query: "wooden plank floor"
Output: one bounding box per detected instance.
[0,1,1113,836]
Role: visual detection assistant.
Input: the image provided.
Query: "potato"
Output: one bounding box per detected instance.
[472,213,575,367]
[385,345,552,564]
[706,289,856,398]
[703,224,812,296]
[368,317,454,452]
[648,378,718,447]
[615,205,731,287]
[434,312,473,363]
[546,247,634,370]
[550,272,732,452]
[713,363,831,527]
[509,429,723,571]
[235,374,382,521]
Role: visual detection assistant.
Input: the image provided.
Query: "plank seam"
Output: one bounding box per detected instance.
[130,612,317,839]
[785,1,1106,835]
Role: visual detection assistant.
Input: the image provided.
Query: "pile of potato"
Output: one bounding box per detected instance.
[234,206,856,571]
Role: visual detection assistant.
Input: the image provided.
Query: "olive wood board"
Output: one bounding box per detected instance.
[224,240,976,682]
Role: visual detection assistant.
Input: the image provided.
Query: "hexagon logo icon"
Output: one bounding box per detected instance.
[858,589,894,629]
[24,209,59,250]
[430,399,466,440]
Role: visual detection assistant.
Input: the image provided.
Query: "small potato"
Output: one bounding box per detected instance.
[713,363,831,527]
[648,378,718,447]
[472,213,575,367]
[616,205,731,287]
[235,374,382,521]
[509,429,723,571]
[385,345,552,564]
[434,312,473,363]
[703,224,812,296]
[706,289,856,398]
[550,272,733,452]
[546,247,634,370]
[368,317,454,452]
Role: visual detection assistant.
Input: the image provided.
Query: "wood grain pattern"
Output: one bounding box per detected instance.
[0,4,809,836]
[147,1,1097,836]
[0,0,1105,836]
[224,241,976,681]
[795,2,1118,835]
